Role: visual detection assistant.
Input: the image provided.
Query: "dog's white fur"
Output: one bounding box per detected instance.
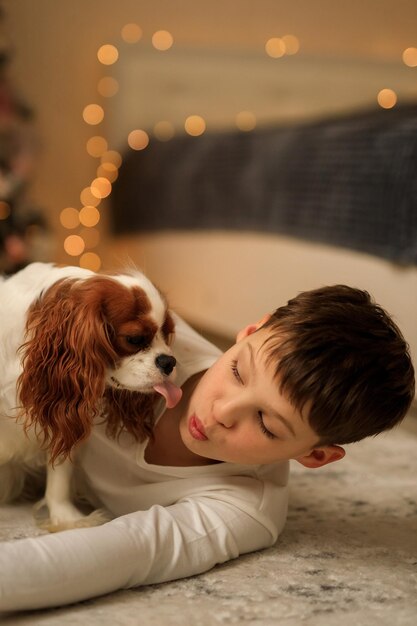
[0,263,177,531]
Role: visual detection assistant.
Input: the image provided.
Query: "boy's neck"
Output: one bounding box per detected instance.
[145,371,219,467]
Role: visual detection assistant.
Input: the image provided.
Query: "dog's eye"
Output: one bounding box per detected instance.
[162,313,175,345]
[125,335,148,349]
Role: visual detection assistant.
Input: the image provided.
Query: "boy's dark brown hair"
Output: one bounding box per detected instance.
[261,286,415,446]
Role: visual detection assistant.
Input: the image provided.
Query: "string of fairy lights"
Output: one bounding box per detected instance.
[59,24,417,271]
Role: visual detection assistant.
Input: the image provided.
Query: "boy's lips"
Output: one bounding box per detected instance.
[188,414,208,441]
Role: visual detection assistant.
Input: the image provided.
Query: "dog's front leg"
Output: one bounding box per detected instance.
[39,458,111,532]
[44,457,84,529]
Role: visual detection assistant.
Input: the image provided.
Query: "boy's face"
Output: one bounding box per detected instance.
[179,317,345,468]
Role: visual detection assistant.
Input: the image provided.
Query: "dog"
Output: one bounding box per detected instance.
[0,262,182,531]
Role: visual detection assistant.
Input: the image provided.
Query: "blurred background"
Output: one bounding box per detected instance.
[2,0,417,378]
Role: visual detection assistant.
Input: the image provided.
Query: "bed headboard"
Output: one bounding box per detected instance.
[105,44,416,145]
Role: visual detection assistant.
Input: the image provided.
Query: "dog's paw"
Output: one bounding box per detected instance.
[68,508,113,529]
[33,499,112,532]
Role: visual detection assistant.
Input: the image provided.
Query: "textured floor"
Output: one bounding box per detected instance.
[1,416,416,625]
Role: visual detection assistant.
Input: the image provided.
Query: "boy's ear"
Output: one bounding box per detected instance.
[294,445,345,469]
[236,313,271,342]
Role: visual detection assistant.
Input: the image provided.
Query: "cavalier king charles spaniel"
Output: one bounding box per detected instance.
[0,262,182,531]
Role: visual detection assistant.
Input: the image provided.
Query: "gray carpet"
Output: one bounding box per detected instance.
[1,416,416,625]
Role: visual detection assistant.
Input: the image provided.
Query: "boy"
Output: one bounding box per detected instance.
[0,285,414,612]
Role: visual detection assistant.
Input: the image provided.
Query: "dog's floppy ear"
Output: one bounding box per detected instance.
[18,278,118,464]
[103,388,157,442]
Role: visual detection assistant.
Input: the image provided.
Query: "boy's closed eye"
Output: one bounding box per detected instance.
[230,359,277,439]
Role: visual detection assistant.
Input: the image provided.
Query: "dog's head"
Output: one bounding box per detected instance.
[18,270,182,462]
[90,272,180,403]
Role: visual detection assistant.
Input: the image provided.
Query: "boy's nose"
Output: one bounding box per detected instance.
[215,399,244,428]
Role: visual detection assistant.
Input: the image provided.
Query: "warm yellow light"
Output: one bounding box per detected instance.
[184,115,206,136]
[154,121,175,141]
[265,38,286,58]
[127,129,150,150]
[80,227,100,249]
[60,207,80,229]
[86,136,108,158]
[91,177,112,199]
[235,111,257,131]
[402,47,417,67]
[101,150,122,168]
[64,235,85,256]
[282,34,300,55]
[152,30,174,51]
[0,201,11,220]
[98,76,119,97]
[121,23,143,43]
[97,44,119,65]
[79,252,101,271]
[97,163,118,182]
[79,205,100,227]
[80,187,101,207]
[377,88,397,109]
[83,104,104,125]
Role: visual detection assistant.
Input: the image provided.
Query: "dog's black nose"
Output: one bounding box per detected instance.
[155,354,176,376]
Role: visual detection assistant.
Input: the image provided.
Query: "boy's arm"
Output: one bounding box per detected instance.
[0,496,280,612]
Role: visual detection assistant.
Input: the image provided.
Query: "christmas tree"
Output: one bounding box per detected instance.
[0,4,48,274]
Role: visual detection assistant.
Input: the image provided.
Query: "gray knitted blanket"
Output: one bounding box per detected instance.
[111,105,417,265]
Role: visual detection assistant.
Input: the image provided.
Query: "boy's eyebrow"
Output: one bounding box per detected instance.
[246,343,296,437]
[273,411,296,437]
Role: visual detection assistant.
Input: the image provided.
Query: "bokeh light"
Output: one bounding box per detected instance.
[86,136,108,158]
[64,235,85,256]
[235,111,257,131]
[154,120,175,141]
[184,115,206,136]
[265,38,286,58]
[90,177,112,199]
[402,47,417,67]
[152,30,174,51]
[97,162,118,182]
[80,227,100,249]
[79,205,100,227]
[98,76,119,97]
[60,207,80,229]
[80,186,101,207]
[79,252,101,271]
[121,23,143,43]
[282,35,300,55]
[128,129,150,150]
[97,44,119,65]
[83,104,104,125]
[101,150,122,168]
[377,88,397,109]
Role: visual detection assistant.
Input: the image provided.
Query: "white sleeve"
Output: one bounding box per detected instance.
[0,496,278,612]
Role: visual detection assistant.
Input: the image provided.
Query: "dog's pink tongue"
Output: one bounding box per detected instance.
[153,381,183,408]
